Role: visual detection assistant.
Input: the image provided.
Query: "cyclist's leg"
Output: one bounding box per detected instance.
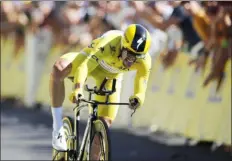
[90,72,122,160]
[50,52,82,150]
[50,52,82,106]
[93,72,122,126]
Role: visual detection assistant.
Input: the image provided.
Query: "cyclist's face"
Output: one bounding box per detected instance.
[121,48,137,68]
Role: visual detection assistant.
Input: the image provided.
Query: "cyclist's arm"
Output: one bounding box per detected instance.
[132,55,152,107]
[73,37,105,93]
[137,7,180,31]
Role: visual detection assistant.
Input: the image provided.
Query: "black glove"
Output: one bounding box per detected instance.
[129,97,140,110]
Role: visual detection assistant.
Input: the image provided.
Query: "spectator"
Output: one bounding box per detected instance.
[183,1,211,72]
[202,2,232,91]
[136,1,204,69]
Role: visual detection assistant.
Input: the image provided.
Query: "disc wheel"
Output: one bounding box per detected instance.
[88,118,111,161]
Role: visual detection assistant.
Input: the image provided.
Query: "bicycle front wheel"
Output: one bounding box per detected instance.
[52,116,75,161]
[88,118,111,161]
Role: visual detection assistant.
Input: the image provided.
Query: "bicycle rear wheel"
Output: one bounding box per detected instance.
[88,118,111,161]
[52,116,75,161]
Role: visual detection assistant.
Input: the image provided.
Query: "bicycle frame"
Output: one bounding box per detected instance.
[67,78,132,161]
[75,103,98,161]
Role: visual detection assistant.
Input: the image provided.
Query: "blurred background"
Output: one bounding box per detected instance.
[1,1,231,160]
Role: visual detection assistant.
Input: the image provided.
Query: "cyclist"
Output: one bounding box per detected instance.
[50,24,152,157]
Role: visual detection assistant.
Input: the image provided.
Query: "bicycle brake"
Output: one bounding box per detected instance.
[131,109,136,117]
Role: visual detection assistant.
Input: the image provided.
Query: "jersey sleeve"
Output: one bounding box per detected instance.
[73,36,106,93]
[132,55,152,107]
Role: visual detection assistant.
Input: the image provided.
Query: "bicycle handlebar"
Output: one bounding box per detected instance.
[84,77,116,96]
[74,98,136,117]
[79,99,130,106]
[77,78,134,115]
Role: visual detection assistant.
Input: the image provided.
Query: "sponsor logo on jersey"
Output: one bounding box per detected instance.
[88,42,95,48]
[99,47,104,53]
[119,66,129,71]
[109,45,116,55]
[91,55,99,62]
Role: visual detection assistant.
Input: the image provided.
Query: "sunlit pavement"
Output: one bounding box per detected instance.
[1,102,231,161]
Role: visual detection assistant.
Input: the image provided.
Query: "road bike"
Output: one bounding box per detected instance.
[52,77,134,161]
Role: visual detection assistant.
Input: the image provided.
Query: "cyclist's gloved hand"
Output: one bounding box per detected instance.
[69,90,83,104]
[129,97,140,110]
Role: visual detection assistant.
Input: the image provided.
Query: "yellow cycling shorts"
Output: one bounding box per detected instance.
[61,52,122,121]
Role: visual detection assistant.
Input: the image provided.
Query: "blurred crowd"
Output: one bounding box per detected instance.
[1,1,231,92]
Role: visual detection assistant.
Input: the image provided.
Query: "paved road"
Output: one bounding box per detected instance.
[1,102,231,161]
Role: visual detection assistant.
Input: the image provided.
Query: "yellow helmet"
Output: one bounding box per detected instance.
[122,24,151,58]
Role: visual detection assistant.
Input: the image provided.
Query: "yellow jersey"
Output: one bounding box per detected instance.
[69,30,152,106]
